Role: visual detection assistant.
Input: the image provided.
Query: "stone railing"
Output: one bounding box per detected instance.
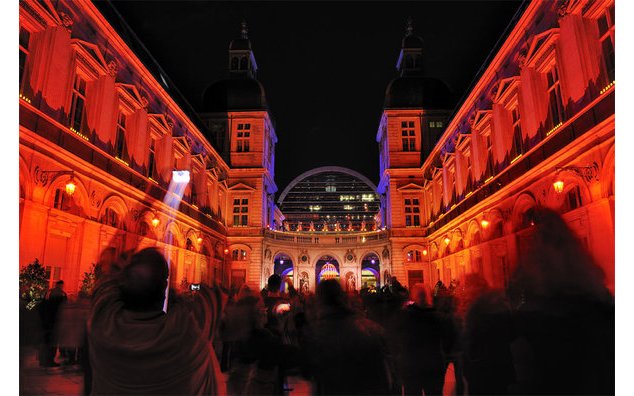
[263,229,389,245]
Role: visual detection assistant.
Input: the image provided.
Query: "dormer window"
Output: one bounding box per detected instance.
[69,74,89,139]
[19,26,30,91]
[597,3,615,83]
[510,106,524,159]
[546,65,564,128]
[115,112,129,163]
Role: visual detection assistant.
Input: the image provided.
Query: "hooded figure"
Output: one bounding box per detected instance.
[87,247,226,395]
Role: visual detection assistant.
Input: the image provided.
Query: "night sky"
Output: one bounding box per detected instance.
[99,0,523,195]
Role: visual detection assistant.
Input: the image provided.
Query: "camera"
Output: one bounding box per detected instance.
[190,283,201,291]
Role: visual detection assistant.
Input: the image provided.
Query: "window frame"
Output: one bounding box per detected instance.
[404,196,421,227]
[232,197,249,227]
[236,123,252,153]
[69,73,89,139]
[19,26,31,93]
[401,120,416,152]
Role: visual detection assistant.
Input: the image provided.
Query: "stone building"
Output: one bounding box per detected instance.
[19,0,614,295]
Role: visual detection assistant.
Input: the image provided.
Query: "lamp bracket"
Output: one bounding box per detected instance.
[555,161,599,183]
[34,166,75,187]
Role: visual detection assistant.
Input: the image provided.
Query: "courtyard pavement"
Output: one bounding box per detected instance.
[19,347,455,395]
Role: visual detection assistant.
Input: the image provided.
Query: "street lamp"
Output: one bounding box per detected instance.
[34,167,77,196]
[552,162,599,194]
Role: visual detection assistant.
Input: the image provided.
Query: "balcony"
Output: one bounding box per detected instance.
[264,229,389,246]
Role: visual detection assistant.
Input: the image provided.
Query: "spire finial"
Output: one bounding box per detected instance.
[241,20,248,39]
[406,17,414,37]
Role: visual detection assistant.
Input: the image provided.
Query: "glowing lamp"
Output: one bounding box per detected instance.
[444,237,451,245]
[481,219,490,228]
[280,259,284,264]
[197,237,203,243]
[553,180,564,194]
[371,259,376,264]
[361,236,367,243]
[65,177,76,196]
[423,249,428,256]
[224,248,229,254]
[151,217,160,227]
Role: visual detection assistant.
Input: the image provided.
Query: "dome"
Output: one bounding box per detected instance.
[384,76,454,109]
[201,77,267,112]
[229,38,251,50]
[402,34,424,49]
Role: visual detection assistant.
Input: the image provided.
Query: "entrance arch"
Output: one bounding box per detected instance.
[361,252,380,290]
[274,252,294,292]
[315,255,340,284]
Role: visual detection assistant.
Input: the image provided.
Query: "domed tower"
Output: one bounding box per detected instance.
[376,17,454,229]
[199,20,278,231]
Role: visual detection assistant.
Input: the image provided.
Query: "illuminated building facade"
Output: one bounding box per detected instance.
[378,0,615,292]
[19,0,614,295]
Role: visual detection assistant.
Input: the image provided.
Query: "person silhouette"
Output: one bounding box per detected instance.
[87,247,226,395]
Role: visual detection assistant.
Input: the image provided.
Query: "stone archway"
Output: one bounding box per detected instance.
[315,255,340,284]
[274,252,294,292]
[360,252,380,290]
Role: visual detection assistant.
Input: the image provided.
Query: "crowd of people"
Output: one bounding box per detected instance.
[19,208,614,395]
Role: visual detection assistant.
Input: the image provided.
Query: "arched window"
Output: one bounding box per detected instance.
[561,185,582,213]
[231,57,238,70]
[186,238,194,251]
[405,55,414,69]
[232,249,248,261]
[138,221,150,237]
[53,188,71,212]
[406,250,422,263]
[471,231,481,246]
[100,207,120,228]
[520,207,536,230]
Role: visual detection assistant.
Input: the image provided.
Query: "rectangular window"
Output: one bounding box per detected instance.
[236,123,251,153]
[19,27,30,90]
[465,155,473,193]
[115,112,128,162]
[147,138,157,179]
[404,198,420,227]
[232,198,249,226]
[53,189,70,211]
[485,135,495,179]
[69,74,88,138]
[565,185,582,212]
[598,3,615,83]
[510,106,523,158]
[546,65,564,128]
[401,121,416,152]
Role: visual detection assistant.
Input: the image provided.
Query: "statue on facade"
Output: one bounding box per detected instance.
[347,273,357,292]
[309,221,315,232]
[300,272,309,294]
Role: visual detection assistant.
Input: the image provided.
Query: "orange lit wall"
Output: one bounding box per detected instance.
[379,0,615,293]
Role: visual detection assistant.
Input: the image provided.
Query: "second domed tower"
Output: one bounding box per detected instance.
[376,18,455,229]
